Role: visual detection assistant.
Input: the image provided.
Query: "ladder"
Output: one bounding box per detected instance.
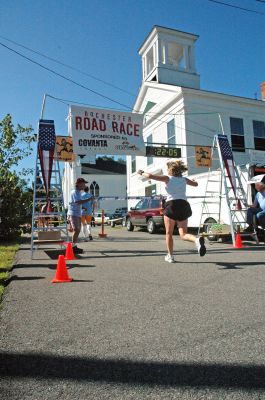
[30,120,69,258]
[198,134,259,245]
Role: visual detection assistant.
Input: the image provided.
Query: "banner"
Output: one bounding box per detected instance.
[70,105,145,156]
[38,120,56,194]
[55,136,75,162]
[217,134,241,210]
[195,146,212,167]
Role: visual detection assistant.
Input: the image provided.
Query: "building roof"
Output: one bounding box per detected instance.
[138,25,199,53]
[133,81,265,114]
[81,158,126,175]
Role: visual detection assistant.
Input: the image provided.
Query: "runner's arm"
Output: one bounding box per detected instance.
[137,170,169,183]
[186,178,198,187]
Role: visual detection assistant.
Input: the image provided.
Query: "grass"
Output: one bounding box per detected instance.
[0,242,20,300]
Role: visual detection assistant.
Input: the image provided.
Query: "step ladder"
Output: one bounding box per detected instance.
[30,120,69,258]
[198,134,259,245]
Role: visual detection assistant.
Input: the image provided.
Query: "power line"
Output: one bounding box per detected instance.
[47,94,129,111]
[48,94,217,140]
[0,35,136,98]
[208,0,265,15]
[0,41,220,141]
[0,41,133,110]
[48,94,219,117]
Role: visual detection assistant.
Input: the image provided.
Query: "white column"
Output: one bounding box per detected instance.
[157,38,162,65]
[142,56,146,80]
[164,42,169,65]
[188,46,196,72]
[184,46,190,70]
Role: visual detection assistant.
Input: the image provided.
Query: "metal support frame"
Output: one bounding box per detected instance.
[198,134,259,245]
[30,95,69,258]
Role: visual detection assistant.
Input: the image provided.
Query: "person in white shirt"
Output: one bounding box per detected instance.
[138,160,206,263]
[68,177,94,253]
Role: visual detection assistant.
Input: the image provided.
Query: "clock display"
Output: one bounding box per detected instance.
[146,146,181,158]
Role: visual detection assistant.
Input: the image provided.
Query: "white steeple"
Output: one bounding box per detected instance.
[138,25,200,89]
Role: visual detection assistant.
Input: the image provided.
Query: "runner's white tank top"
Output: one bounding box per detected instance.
[165,176,187,201]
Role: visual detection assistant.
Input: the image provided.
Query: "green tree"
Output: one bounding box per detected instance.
[0,114,35,240]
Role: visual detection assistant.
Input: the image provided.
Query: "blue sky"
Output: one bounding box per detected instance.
[0,0,264,175]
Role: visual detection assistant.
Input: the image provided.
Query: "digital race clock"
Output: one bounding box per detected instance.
[146,146,181,158]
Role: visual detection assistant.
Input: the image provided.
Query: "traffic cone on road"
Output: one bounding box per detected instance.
[64,242,76,260]
[52,255,73,283]
[233,232,243,249]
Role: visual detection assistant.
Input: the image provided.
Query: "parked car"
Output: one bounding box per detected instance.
[125,198,165,234]
[94,211,110,225]
[108,210,128,227]
[114,207,128,214]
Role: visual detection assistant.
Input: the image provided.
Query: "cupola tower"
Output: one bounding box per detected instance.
[138,25,200,89]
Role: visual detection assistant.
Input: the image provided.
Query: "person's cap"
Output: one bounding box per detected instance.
[75,177,88,184]
[247,174,265,184]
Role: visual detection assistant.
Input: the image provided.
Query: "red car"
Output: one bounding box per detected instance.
[125,197,165,234]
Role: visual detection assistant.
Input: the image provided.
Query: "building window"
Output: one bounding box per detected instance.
[167,119,175,146]
[145,184,156,196]
[131,156,136,174]
[253,120,265,151]
[147,134,153,165]
[230,117,245,152]
[90,181,99,197]
[146,46,154,76]
[167,42,185,69]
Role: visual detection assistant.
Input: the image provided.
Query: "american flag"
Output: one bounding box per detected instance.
[38,120,56,195]
[217,134,241,210]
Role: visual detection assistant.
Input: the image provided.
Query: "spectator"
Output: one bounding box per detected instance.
[67,178,93,253]
[245,174,265,232]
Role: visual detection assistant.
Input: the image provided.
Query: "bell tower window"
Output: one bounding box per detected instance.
[146,46,155,76]
[167,42,185,69]
[139,26,200,89]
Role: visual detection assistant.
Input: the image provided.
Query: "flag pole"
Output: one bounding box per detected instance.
[31,94,47,256]
[40,94,47,119]
[218,113,225,135]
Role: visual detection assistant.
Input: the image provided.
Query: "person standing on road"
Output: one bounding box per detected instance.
[138,160,206,263]
[245,174,265,232]
[68,178,94,253]
[81,186,96,241]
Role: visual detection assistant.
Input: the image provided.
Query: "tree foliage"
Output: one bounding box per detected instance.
[0,114,36,240]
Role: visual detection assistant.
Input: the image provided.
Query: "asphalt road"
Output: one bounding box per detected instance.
[1,227,265,400]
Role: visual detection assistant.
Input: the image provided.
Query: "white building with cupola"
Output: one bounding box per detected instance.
[127,25,265,218]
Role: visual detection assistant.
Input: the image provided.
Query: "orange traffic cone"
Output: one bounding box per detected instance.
[64,242,76,260]
[52,255,73,283]
[233,233,243,249]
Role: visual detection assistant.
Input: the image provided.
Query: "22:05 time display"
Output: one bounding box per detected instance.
[146,146,181,158]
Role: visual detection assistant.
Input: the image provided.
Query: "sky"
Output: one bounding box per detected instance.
[0,0,265,177]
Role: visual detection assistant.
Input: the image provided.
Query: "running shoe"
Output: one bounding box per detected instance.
[89,235,93,241]
[165,254,176,263]
[73,246,84,254]
[195,236,206,257]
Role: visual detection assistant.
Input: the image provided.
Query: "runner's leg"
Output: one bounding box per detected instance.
[178,219,196,242]
[164,215,176,256]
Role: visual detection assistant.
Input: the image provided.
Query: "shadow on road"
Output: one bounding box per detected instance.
[217,261,265,270]
[0,352,265,390]
[4,276,45,286]
[13,263,96,270]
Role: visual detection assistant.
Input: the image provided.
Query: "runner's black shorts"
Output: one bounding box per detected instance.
[163,199,192,221]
